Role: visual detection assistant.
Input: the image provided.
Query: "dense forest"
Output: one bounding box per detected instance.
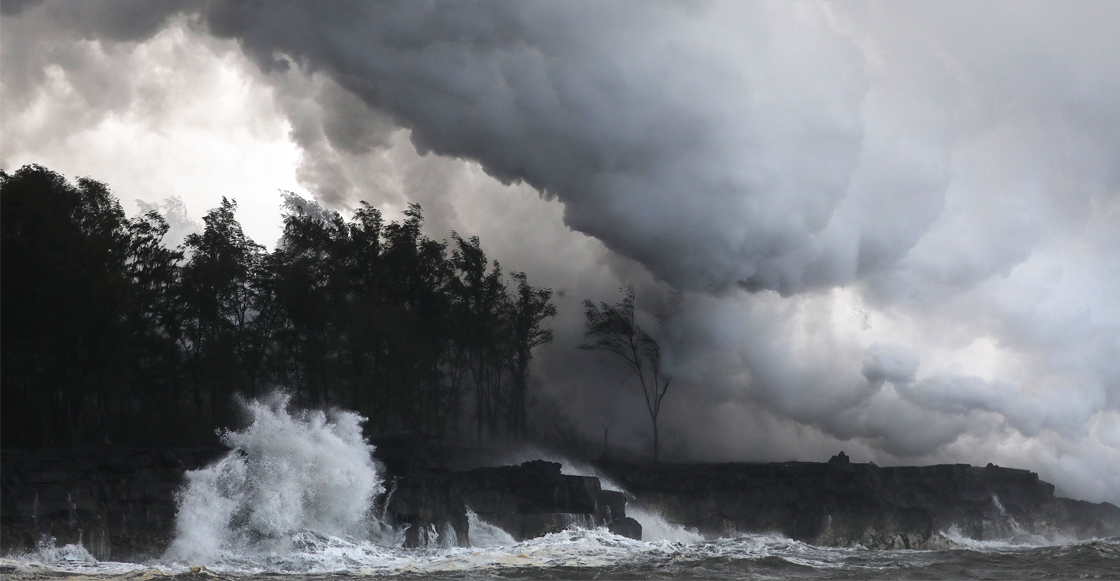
[1,165,557,448]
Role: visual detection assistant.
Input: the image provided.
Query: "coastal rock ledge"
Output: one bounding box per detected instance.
[599,457,1120,549]
[3,447,1119,559]
[0,449,634,559]
[382,459,631,547]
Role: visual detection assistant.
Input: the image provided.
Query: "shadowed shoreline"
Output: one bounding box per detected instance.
[4,445,1118,562]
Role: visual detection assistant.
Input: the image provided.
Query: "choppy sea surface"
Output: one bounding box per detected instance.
[7,397,1118,579]
[4,530,1120,580]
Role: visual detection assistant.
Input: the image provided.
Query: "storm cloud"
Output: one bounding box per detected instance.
[3,1,1118,504]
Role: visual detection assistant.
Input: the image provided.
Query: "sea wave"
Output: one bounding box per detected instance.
[8,399,1114,579]
[8,528,1118,579]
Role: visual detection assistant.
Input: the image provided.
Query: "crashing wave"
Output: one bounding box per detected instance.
[164,393,384,563]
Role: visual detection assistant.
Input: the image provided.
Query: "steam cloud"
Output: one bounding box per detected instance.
[3,1,1118,503]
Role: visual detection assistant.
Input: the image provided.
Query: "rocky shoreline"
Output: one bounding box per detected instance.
[377,459,634,548]
[0,447,637,560]
[3,446,1118,560]
[601,453,1120,549]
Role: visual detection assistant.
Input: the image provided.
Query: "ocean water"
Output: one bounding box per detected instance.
[5,396,1118,580]
[5,532,1120,580]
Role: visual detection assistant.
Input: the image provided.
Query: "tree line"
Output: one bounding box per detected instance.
[1,165,556,448]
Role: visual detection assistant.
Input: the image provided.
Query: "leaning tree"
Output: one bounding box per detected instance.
[579,286,671,462]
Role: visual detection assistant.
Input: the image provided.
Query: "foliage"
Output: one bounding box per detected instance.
[1,165,556,448]
[579,286,671,462]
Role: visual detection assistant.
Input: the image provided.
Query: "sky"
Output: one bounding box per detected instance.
[2,0,1119,504]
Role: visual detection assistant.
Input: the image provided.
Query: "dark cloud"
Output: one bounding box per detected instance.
[0,0,44,17]
[196,1,877,294]
[862,344,920,387]
[3,0,1119,504]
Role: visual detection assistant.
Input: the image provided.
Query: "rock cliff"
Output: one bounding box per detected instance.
[383,460,630,547]
[5,446,1118,559]
[599,456,1120,549]
[0,447,225,560]
[0,448,633,559]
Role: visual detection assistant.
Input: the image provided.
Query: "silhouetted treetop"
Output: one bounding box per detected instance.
[1,165,556,449]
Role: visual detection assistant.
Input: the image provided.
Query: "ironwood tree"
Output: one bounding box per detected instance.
[0,165,557,449]
[579,286,672,462]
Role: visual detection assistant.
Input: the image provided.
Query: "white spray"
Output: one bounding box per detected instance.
[165,393,383,563]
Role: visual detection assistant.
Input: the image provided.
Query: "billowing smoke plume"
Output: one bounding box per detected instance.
[200,0,1119,503]
[202,1,875,294]
[3,1,1118,504]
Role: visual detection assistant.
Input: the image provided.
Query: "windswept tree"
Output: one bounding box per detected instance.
[1,164,557,448]
[504,271,557,438]
[1,165,184,446]
[450,232,509,442]
[579,287,671,462]
[178,198,270,436]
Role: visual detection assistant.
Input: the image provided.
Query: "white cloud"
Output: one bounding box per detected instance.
[1,15,304,247]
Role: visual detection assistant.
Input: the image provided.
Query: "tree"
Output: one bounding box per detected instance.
[120,209,186,443]
[504,271,557,438]
[579,286,671,462]
[268,194,351,411]
[1,164,558,448]
[449,232,509,442]
[1,165,181,446]
[379,204,455,437]
[178,198,267,437]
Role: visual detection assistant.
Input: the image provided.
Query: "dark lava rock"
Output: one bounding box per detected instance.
[520,459,562,474]
[608,516,642,540]
[9,445,1113,556]
[384,460,627,546]
[598,460,1120,549]
[380,468,471,548]
[368,432,429,475]
[0,447,225,560]
[2,447,631,556]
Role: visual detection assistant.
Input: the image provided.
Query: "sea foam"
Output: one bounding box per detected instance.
[165,393,383,563]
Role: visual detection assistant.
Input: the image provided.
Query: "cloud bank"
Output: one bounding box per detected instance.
[3,0,1118,504]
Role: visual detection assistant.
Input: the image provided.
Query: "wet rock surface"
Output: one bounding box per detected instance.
[0,447,225,560]
[5,445,1118,559]
[598,459,1120,549]
[383,459,628,547]
[607,516,642,540]
[0,447,631,557]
